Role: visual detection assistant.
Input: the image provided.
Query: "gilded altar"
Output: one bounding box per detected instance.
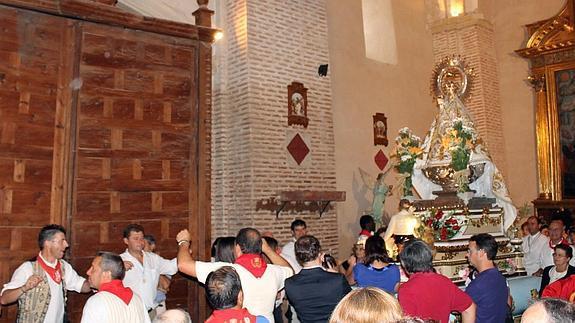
[413,199,525,283]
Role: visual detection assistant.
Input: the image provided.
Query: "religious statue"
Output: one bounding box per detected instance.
[411,56,517,230]
[359,167,393,228]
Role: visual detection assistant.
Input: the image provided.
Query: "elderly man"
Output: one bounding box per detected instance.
[465,233,509,323]
[544,219,575,267]
[521,298,574,323]
[522,216,552,276]
[81,252,150,323]
[1,224,91,322]
[153,309,192,323]
[398,239,476,323]
[120,224,178,316]
[177,227,293,322]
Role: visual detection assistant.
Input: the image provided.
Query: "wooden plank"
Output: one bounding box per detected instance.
[279,190,347,202]
[51,19,79,225]
[76,178,187,192]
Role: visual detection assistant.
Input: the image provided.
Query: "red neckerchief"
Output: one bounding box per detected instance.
[234,254,267,278]
[207,308,257,323]
[36,255,62,284]
[550,238,570,248]
[359,230,373,237]
[99,280,133,305]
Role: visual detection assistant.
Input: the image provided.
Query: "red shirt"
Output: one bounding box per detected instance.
[542,275,575,301]
[398,272,473,323]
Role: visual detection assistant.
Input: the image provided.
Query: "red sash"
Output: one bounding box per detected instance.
[359,229,373,237]
[235,254,267,278]
[207,308,257,323]
[550,238,570,248]
[36,256,62,284]
[99,280,133,305]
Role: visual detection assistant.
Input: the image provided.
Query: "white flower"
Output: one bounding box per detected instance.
[399,127,411,135]
[401,154,412,161]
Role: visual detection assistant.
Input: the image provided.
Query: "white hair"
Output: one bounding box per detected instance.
[152,309,192,323]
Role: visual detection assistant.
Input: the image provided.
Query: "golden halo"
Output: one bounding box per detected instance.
[430,56,474,102]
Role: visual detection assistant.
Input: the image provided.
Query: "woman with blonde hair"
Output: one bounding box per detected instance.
[329,287,403,323]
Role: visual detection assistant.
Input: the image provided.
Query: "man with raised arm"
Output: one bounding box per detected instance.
[177,227,293,322]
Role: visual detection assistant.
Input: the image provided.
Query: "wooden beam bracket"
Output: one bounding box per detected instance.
[256,190,346,218]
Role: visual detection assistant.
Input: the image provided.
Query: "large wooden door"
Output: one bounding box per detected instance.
[0,1,212,321]
[68,21,200,318]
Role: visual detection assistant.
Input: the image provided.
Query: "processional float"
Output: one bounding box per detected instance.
[393,56,524,282]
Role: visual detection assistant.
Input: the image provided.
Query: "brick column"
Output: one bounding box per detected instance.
[211,0,338,253]
[430,14,508,175]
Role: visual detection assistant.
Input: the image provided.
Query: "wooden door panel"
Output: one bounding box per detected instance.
[0,6,73,321]
[67,20,199,320]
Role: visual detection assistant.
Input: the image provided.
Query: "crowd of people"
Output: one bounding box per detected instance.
[1,213,575,323]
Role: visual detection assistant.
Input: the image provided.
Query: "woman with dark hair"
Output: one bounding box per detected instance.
[213,236,236,263]
[539,244,575,296]
[350,235,400,293]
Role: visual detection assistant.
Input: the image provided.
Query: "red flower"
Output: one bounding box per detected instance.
[435,210,443,220]
[452,225,460,230]
[440,227,447,240]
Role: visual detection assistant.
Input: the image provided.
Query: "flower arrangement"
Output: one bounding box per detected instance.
[497,258,517,274]
[440,118,477,192]
[418,208,467,241]
[393,127,423,197]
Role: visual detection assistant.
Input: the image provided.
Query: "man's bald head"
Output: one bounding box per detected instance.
[236,228,262,254]
[152,309,191,323]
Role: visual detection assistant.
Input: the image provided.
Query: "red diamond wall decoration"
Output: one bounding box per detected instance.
[287,133,310,165]
[374,150,388,171]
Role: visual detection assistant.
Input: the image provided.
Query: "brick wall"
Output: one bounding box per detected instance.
[431,15,508,176]
[212,0,338,255]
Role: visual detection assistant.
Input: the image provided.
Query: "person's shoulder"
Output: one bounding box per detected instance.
[281,241,294,251]
[388,263,400,271]
[266,264,293,276]
[267,263,291,272]
[85,292,107,306]
[539,234,550,243]
[143,250,164,260]
[10,261,34,277]
[15,261,34,270]
[59,258,75,268]
[480,268,506,282]
[353,263,367,273]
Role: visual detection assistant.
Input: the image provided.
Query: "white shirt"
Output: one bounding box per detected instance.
[281,239,302,274]
[522,232,551,275]
[120,250,177,310]
[196,261,293,322]
[549,267,569,285]
[1,254,86,323]
[81,290,151,323]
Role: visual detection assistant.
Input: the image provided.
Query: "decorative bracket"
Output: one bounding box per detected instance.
[256,190,346,218]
